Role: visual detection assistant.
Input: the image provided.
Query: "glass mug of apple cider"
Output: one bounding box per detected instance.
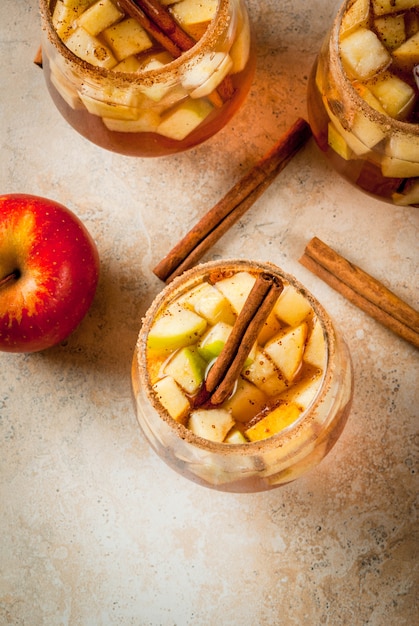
[307,0,419,207]
[38,0,255,157]
[132,260,354,492]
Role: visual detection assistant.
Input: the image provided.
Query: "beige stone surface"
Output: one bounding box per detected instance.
[0,1,418,624]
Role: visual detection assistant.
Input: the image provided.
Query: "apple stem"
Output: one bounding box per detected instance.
[0,270,20,289]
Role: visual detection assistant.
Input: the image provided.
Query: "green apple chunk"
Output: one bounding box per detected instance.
[223,377,268,423]
[265,323,308,382]
[197,321,233,361]
[153,375,190,422]
[188,408,235,443]
[189,54,233,99]
[242,348,288,396]
[65,27,117,68]
[327,122,354,160]
[214,271,256,314]
[178,281,236,325]
[102,18,154,61]
[164,346,206,395]
[382,133,419,176]
[340,28,391,80]
[156,98,213,140]
[304,318,326,369]
[244,402,302,442]
[147,304,207,352]
[77,0,124,36]
[273,284,313,327]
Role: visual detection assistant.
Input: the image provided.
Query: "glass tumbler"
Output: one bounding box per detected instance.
[131,260,354,492]
[307,0,419,206]
[39,0,255,157]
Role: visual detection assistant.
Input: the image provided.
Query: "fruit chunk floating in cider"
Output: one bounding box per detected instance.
[47,0,252,143]
[146,269,327,444]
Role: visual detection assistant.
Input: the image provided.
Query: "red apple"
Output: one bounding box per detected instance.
[0,193,100,353]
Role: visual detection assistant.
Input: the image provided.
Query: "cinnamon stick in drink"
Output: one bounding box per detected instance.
[299,237,419,349]
[195,273,283,407]
[153,118,312,283]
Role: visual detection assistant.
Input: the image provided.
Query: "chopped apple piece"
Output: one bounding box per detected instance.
[102,18,153,61]
[65,27,117,68]
[190,54,233,99]
[52,0,82,41]
[371,0,419,16]
[63,0,95,8]
[392,180,419,205]
[278,373,323,411]
[339,27,391,80]
[230,10,251,73]
[102,110,161,132]
[274,285,313,327]
[340,0,370,37]
[304,318,326,369]
[328,122,354,160]
[257,310,282,345]
[79,88,140,120]
[147,304,207,352]
[265,323,308,382]
[374,14,406,50]
[214,271,256,314]
[182,52,231,93]
[156,98,213,140]
[367,73,416,120]
[224,428,248,444]
[50,68,82,109]
[170,0,218,25]
[164,346,206,395]
[242,348,288,396]
[188,408,235,443]
[197,321,256,364]
[153,376,190,422]
[179,282,236,326]
[353,81,387,114]
[77,0,124,36]
[223,378,267,423]
[245,402,302,442]
[114,55,143,73]
[392,31,419,70]
[382,131,419,177]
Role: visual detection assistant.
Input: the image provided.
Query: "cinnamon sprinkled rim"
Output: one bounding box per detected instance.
[39,0,232,85]
[135,259,336,456]
[330,0,419,136]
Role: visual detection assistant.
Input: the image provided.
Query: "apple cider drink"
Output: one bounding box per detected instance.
[307,0,419,206]
[39,0,255,156]
[132,260,353,492]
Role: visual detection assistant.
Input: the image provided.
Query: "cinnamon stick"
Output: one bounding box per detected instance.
[196,273,284,407]
[153,117,312,283]
[299,237,419,349]
[117,0,226,107]
[136,0,196,52]
[117,0,184,58]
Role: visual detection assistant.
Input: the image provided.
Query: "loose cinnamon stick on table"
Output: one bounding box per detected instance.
[153,117,312,283]
[299,237,419,349]
[194,273,284,408]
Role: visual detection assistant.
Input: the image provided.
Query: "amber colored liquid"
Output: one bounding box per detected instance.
[307,61,417,202]
[42,48,256,157]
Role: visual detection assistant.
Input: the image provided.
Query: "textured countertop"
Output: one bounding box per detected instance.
[1,1,418,624]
